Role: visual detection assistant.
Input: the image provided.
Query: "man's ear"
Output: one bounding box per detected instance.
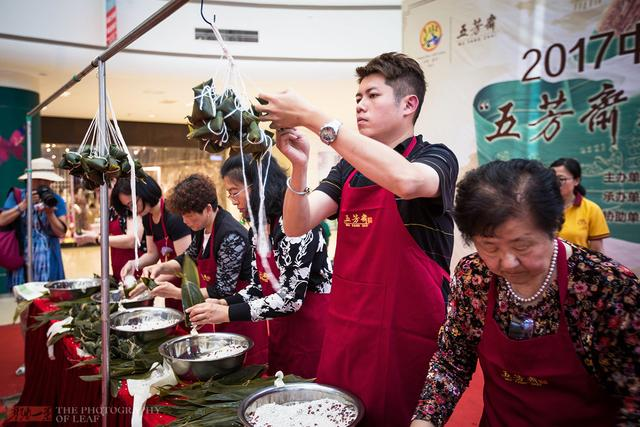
[403,94,419,118]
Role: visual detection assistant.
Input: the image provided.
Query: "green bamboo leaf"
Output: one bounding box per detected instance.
[13,300,33,323]
[217,364,265,384]
[182,255,200,288]
[79,374,102,382]
[110,378,122,398]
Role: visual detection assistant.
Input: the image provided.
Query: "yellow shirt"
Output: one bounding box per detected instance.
[558,193,610,248]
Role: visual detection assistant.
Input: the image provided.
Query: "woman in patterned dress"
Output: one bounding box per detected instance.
[412,159,639,427]
[187,154,332,378]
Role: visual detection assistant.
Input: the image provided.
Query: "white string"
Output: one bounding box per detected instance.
[78,116,97,154]
[204,10,280,290]
[106,94,141,271]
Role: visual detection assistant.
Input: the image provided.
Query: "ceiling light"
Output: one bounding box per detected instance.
[51,155,56,159]
[46,148,51,152]
[65,148,70,153]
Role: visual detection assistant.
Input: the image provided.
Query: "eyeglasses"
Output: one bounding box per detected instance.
[227,185,251,200]
[556,176,572,184]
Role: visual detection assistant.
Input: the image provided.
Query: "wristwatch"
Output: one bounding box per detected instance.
[319,120,342,145]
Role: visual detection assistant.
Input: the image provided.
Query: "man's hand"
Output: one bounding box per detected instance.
[276,128,311,167]
[255,90,319,130]
[186,299,230,325]
[150,281,181,300]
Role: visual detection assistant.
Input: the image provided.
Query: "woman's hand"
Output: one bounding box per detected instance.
[186,299,230,325]
[410,420,435,427]
[141,263,164,280]
[127,283,148,298]
[120,260,135,280]
[74,231,98,246]
[276,128,311,168]
[150,281,181,300]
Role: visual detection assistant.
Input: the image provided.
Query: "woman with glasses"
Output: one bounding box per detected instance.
[186,154,332,379]
[550,158,609,253]
[130,173,268,364]
[111,174,191,312]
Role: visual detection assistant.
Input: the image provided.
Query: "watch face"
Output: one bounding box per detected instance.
[320,127,336,143]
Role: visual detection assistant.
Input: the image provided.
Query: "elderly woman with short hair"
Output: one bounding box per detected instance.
[411,159,639,427]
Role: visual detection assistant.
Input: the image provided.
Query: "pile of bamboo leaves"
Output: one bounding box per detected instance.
[151,365,312,427]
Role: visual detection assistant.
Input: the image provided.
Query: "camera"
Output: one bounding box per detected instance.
[36,185,58,208]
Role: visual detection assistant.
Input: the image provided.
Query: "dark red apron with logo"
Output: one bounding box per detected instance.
[256,230,329,378]
[148,198,182,312]
[109,216,141,282]
[478,239,619,427]
[316,137,447,426]
[198,222,268,366]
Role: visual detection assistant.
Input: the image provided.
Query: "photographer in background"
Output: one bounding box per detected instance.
[0,157,67,287]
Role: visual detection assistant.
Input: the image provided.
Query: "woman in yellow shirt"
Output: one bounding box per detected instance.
[551,158,609,253]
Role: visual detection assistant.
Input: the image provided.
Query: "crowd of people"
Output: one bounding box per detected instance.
[2,51,637,426]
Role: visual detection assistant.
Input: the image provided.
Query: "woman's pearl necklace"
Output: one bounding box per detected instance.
[504,240,558,304]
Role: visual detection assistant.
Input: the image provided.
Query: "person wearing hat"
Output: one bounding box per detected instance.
[0,157,68,287]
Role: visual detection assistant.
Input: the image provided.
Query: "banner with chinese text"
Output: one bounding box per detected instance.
[404,0,639,268]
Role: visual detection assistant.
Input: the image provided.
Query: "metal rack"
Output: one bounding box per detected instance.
[23,1,189,425]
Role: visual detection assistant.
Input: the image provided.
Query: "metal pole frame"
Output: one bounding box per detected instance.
[25,118,33,282]
[97,60,111,427]
[20,1,190,422]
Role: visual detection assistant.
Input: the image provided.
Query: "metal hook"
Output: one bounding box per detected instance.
[200,0,216,26]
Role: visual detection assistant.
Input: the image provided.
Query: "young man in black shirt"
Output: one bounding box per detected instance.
[256,52,458,426]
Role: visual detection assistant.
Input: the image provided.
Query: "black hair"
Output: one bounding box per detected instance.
[220,153,287,223]
[167,174,218,215]
[111,173,162,217]
[356,52,427,124]
[550,157,586,196]
[454,159,564,244]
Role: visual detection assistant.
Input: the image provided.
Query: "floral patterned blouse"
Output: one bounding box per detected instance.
[224,217,332,322]
[414,240,639,426]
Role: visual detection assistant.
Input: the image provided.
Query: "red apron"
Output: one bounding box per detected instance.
[316,137,447,426]
[478,239,619,427]
[109,216,142,282]
[197,222,269,366]
[256,236,329,378]
[148,198,182,312]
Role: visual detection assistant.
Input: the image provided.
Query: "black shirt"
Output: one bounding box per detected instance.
[175,208,252,299]
[142,203,191,244]
[316,135,458,273]
[225,217,333,322]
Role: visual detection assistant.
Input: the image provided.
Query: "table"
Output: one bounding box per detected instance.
[5,298,176,427]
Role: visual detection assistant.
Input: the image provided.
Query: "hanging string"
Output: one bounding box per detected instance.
[106,94,141,271]
[200,1,280,291]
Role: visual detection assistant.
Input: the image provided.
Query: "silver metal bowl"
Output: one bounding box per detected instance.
[238,383,364,426]
[158,332,253,381]
[110,307,183,342]
[91,289,154,309]
[45,278,101,302]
